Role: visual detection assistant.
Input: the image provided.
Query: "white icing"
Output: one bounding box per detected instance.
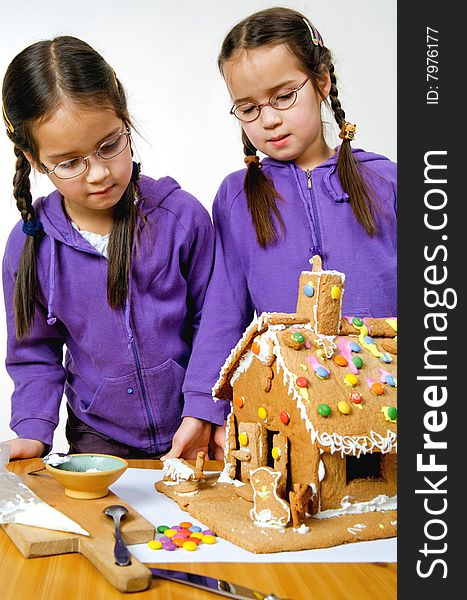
[347,523,367,535]
[44,453,70,466]
[313,494,397,520]
[163,458,195,483]
[85,468,100,473]
[175,491,198,497]
[318,460,325,482]
[293,524,310,534]
[251,509,288,529]
[217,466,244,487]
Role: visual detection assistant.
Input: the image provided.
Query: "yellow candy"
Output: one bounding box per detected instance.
[182,541,198,551]
[271,446,281,460]
[238,432,248,446]
[258,407,267,420]
[331,285,341,300]
[202,535,217,544]
[190,532,204,540]
[338,401,351,415]
[147,540,163,550]
[344,374,359,387]
[164,529,177,538]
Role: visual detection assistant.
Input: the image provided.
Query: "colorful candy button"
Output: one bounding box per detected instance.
[334,355,348,367]
[292,332,305,344]
[315,367,330,380]
[345,374,359,387]
[317,404,331,417]
[352,317,363,327]
[280,410,290,425]
[163,529,177,538]
[161,540,177,551]
[296,376,309,388]
[251,341,260,355]
[187,536,201,545]
[371,382,385,395]
[179,521,192,529]
[157,525,169,534]
[172,537,186,547]
[183,541,198,551]
[202,535,217,545]
[258,407,267,420]
[380,353,392,364]
[352,356,363,369]
[349,391,363,404]
[238,433,248,446]
[387,407,397,420]
[385,375,396,387]
[338,401,351,415]
[148,540,163,550]
[234,396,245,408]
[349,342,361,353]
[190,532,204,540]
[272,447,281,460]
[304,284,315,297]
[189,525,202,533]
[363,336,374,345]
[202,530,216,537]
[331,285,341,300]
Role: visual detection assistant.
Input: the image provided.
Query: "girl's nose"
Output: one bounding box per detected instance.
[85,155,111,183]
[260,104,283,128]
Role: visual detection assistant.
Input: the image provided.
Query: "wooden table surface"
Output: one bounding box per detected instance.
[0,458,396,600]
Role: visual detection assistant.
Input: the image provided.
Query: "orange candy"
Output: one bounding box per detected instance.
[251,342,260,354]
[371,382,385,395]
[172,537,185,547]
[234,396,245,408]
[334,355,348,367]
[179,521,192,529]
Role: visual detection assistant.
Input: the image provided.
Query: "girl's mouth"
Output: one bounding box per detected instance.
[269,134,290,148]
[91,185,115,196]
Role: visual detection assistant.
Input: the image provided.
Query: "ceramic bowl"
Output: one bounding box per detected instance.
[45,453,128,499]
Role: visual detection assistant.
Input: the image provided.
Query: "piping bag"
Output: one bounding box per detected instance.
[0,444,89,536]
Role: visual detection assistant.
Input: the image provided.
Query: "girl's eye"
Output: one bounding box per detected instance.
[101,138,120,152]
[274,91,294,102]
[59,157,82,170]
[238,104,257,115]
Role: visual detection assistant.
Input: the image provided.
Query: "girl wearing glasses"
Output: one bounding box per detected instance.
[182,7,397,432]
[1,36,225,461]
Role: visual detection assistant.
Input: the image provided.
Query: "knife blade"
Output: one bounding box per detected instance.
[147,566,284,600]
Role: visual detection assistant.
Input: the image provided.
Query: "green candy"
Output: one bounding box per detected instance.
[317,404,331,417]
[292,332,305,344]
[157,525,169,534]
[387,407,397,421]
[352,356,364,369]
[352,317,364,327]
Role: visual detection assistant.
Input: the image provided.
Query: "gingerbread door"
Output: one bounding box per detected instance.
[271,432,289,497]
[237,422,267,481]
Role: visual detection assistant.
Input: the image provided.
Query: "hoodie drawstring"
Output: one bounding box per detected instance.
[47,237,57,326]
[323,165,350,203]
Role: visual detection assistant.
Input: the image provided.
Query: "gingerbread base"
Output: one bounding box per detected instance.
[155,479,397,554]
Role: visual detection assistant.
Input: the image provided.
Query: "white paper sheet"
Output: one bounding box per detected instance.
[110,468,396,563]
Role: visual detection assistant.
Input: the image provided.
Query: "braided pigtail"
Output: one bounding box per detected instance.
[242,132,285,248]
[12,146,45,339]
[328,64,378,236]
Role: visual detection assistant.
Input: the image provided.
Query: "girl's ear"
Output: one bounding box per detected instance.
[22,150,46,173]
[317,68,331,100]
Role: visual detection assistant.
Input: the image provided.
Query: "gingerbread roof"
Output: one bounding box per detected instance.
[213,313,397,457]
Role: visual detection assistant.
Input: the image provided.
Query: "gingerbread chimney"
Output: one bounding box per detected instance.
[296,255,345,336]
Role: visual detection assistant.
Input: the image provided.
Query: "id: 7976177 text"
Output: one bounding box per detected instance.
[426,27,439,105]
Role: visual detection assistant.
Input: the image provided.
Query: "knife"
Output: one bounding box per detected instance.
[148,566,285,599]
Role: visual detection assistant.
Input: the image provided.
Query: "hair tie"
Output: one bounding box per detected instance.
[339,122,357,141]
[2,100,14,133]
[22,217,43,237]
[244,155,260,167]
[302,18,324,47]
[131,161,141,182]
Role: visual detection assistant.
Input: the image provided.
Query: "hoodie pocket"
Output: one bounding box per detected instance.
[83,358,186,446]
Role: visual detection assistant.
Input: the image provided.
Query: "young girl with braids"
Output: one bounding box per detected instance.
[1,36,225,461]
[181,7,397,431]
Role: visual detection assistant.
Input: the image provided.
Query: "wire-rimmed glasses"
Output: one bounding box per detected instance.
[230,74,313,123]
[40,128,131,180]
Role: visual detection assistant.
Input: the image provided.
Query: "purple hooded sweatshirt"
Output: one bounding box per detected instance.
[2,175,225,453]
[182,149,397,415]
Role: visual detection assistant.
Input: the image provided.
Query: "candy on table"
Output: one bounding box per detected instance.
[148,522,218,552]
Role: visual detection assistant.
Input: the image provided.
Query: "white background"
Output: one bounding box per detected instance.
[0,0,396,450]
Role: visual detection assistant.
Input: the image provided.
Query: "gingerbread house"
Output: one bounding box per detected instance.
[157,257,397,552]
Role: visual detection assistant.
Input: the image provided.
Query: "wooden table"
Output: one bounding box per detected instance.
[0,458,396,600]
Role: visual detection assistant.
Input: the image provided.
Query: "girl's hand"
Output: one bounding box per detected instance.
[209,423,226,460]
[161,417,211,461]
[3,438,45,459]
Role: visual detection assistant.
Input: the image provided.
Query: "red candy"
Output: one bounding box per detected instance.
[296,376,309,388]
[279,410,290,425]
[349,392,363,404]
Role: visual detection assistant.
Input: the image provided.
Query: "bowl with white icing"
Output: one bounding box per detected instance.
[45,454,128,499]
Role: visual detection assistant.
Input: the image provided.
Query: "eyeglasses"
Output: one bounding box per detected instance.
[230,74,312,123]
[40,128,131,180]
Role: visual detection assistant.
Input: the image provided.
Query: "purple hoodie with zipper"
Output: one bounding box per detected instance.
[2,175,225,453]
[183,149,397,415]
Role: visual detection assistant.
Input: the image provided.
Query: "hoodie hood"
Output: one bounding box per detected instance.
[35,174,181,246]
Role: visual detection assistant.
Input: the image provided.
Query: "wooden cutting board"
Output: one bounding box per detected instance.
[1,462,155,593]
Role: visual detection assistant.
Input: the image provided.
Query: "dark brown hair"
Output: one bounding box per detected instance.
[218,7,379,246]
[2,36,139,338]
